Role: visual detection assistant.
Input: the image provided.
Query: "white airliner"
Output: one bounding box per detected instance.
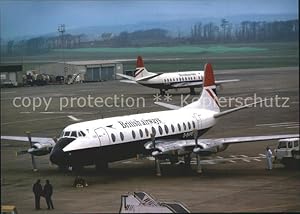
[117,56,239,95]
[1,64,298,174]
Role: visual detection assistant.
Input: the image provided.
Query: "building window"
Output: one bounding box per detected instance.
[139,129,143,138]
[111,133,116,142]
[120,132,124,141]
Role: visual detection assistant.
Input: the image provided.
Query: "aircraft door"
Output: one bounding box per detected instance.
[94,128,110,146]
[193,113,202,129]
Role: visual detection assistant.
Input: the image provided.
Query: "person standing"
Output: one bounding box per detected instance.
[43,180,54,210]
[33,179,43,210]
[266,146,273,170]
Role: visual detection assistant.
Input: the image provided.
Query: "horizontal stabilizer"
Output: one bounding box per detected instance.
[120,80,138,84]
[154,102,181,110]
[116,73,135,81]
[214,99,268,118]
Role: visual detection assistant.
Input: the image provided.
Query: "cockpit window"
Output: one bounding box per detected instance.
[71,131,77,137]
[78,131,82,137]
[80,131,86,136]
[64,131,70,137]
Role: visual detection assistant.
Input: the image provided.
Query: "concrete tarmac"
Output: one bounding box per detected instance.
[1,66,299,213]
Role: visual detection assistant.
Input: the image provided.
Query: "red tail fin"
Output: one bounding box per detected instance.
[136,56,144,68]
[203,63,215,87]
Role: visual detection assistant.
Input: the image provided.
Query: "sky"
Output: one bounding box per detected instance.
[0,0,298,39]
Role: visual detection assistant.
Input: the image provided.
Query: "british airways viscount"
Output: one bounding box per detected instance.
[1,63,298,174]
[117,56,239,95]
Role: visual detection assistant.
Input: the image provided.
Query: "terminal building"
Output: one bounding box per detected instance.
[38,60,123,82]
[0,65,23,87]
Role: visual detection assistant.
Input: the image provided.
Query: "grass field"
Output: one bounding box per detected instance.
[3,42,299,72]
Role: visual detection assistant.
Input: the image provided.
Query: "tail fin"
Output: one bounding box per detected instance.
[134,56,154,80]
[184,63,220,112]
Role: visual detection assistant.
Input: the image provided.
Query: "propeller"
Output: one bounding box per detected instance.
[26,131,38,172]
[193,129,202,174]
[151,133,161,176]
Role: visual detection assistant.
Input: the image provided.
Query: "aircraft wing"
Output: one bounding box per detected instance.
[1,136,56,146]
[215,79,240,85]
[171,81,202,88]
[154,102,181,110]
[144,134,299,155]
[171,79,240,88]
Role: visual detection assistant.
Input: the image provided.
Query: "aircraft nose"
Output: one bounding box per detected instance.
[50,147,68,166]
[50,138,74,166]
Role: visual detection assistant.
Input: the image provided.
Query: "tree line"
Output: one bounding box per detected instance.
[190,19,298,42]
[3,19,299,56]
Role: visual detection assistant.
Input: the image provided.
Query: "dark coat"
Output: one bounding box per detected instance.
[33,183,43,196]
[43,183,53,197]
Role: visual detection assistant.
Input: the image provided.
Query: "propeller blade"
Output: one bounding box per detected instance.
[31,154,38,172]
[26,131,38,171]
[193,129,198,147]
[16,150,29,156]
[151,133,156,149]
[26,131,33,148]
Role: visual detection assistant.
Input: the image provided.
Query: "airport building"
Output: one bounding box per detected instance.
[0,65,23,87]
[38,60,123,82]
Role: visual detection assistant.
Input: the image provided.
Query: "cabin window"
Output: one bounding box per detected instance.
[183,122,187,130]
[145,128,149,137]
[188,122,191,130]
[177,124,181,132]
[120,132,124,141]
[80,131,86,136]
[158,126,163,135]
[139,129,143,138]
[171,124,175,132]
[111,133,116,142]
[164,125,169,134]
[192,121,196,129]
[64,131,70,137]
[151,127,156,136]
[132,130,136,139]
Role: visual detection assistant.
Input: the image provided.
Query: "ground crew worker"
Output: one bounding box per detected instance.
[266,146,273,170]
[43,180,54,209]
[33,179,43,210]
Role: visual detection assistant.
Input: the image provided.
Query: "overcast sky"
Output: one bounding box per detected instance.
[0,0,298,39]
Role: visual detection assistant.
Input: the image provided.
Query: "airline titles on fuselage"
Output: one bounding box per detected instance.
[118,118,162,129]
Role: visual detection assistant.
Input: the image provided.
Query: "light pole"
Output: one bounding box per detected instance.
[57,24,66,81]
